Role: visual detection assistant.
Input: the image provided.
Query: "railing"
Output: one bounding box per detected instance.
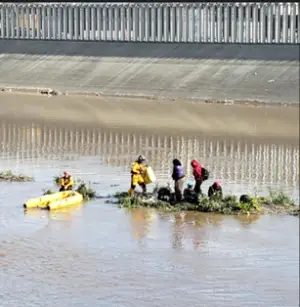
[0,2,299,44]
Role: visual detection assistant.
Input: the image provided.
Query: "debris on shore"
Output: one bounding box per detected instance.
[107,186,298,216]
[0,170,34,182]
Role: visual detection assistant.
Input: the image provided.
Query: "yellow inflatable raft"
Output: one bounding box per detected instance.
[23,191,83,210]
[24,191,72,209]
[47,192,83,210]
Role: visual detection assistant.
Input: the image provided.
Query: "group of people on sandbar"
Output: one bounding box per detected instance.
[128,155,223,203]
[172,158,222,202]
[55,156,222,204]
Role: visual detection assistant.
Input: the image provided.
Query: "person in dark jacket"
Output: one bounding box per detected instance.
[183,182,198,203]
[208,182,223,200]
[239,194,252,203]
[172,159,186,201]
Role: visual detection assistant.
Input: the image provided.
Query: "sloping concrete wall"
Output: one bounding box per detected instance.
[0,40,299,104]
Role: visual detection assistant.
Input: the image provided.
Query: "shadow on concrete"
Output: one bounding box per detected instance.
[0,39,299,62]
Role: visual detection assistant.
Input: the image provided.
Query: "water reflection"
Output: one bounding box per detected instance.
[234,214,261,227]
[0,120,299,198]
[125,208,157,242]
[24,204,83,228]
[172,213,185,249]
[47,204,83,221]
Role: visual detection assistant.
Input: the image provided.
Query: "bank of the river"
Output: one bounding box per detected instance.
[0,40,299,104]
[0,92,299,143]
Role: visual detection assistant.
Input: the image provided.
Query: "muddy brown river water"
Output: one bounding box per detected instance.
[0,120,299,307]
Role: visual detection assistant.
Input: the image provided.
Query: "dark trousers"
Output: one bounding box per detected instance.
[194,180,202,195]
[59,186,72,192]
[131,181,146,193]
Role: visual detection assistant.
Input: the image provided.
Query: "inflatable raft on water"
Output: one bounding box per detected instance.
[24,191,83,210]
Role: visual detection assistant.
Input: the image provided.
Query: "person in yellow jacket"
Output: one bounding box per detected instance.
[128,155,147,195]
[59,171,74,192]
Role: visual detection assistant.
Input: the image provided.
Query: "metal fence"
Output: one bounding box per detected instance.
[0,2,299,44]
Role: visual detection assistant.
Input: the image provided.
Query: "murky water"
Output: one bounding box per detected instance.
[0,120,299,307]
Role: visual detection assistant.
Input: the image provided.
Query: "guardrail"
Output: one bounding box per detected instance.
[0,3,299,44]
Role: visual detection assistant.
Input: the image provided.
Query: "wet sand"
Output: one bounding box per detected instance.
[0,92,299,144]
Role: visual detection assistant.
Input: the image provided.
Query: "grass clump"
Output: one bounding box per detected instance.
[267,188,295,206]
[0,170,34,182]
[76,182,96,201]
[108,186,298,216]
[43,188,54,195]
[53,176,60,185]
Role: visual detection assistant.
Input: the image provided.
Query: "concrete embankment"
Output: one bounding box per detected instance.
[0,40,299,104]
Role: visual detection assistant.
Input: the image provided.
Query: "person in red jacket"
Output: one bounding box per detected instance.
[191,159,203,195]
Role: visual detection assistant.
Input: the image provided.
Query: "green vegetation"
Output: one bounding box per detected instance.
[53,175,60,185]
[76,182,96,201]
[0,170,34,182]
[108,186,298,216]
[43,181,96,202]
[43,189,53,195]
[267,188,295,206]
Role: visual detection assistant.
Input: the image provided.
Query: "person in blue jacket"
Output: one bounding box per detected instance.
[172,159,186,201]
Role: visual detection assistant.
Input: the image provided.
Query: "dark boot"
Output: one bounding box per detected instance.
[194,181,202,195]
[140,183,147,194]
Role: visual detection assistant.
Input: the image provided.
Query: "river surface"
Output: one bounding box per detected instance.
[0,120,299,307]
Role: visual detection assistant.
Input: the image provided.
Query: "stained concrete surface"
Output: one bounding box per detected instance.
[0,40,299,104]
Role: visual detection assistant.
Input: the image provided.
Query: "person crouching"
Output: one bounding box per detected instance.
[59,172,74,192]
[208,182,223,200]
[183,182,198,203]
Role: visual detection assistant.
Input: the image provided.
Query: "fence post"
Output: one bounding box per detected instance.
[0,2,298,45]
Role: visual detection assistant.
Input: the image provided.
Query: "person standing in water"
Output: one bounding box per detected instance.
[128,155,147,196]
[171,159,186,201]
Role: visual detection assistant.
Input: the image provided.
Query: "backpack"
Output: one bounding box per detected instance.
[202,168,209,181]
